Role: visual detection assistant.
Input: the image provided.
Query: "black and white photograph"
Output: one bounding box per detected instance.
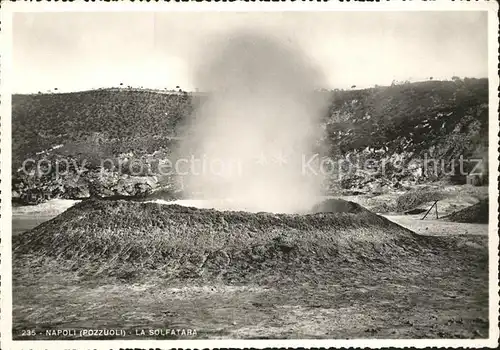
[1,2,499,349]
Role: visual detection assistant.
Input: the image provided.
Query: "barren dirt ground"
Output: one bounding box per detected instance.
[13,236,488,340]
[12,198,490,340]
[13,258,488,340]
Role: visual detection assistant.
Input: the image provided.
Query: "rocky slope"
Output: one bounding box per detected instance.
[321,78,489,191]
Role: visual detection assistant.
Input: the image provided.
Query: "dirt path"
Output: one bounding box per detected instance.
[383,215,489,237]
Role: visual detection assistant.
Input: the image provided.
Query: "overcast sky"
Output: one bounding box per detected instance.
[13,11,488,93]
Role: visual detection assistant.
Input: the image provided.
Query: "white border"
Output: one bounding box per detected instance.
[1,1,498,349]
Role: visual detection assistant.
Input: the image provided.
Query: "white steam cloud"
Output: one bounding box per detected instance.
[178,31,328,213]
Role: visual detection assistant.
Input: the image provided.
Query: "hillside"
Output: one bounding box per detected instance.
[12,88,198,165]
[325,78,488,158]
[12,78,489,204]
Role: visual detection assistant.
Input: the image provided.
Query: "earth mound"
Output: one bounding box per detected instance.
[311,198,366,214]
[14,198,439,281]
[446,199,489,224]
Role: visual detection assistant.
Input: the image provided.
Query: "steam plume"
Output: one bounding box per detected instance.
[179,31,328,213]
